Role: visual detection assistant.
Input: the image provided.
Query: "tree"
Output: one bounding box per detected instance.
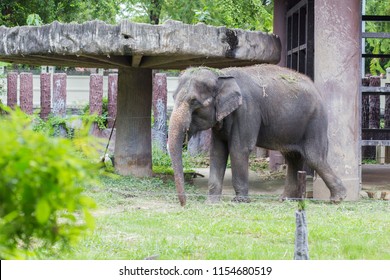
[0,0,120,27]
[119,0,273,31]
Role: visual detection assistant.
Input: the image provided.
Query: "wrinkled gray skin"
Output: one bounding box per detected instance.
[168,64,347,206]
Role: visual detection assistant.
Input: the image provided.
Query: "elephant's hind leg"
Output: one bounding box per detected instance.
[304,146,347,202]
[280,151,304,200]
[310,161,347,202]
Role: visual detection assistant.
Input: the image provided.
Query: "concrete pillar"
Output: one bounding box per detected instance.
[273,0,287,67]
[272,0,288,169]
[114,68,153,177]
[107,73,118,128]
[89,73,104,135]
[19,72,33,114]
[7,72,18,108]
[40,73,51,120]
[52,73,67,117]
[89,74,104,115]
[313,0,361,200]
[152,73,168,152]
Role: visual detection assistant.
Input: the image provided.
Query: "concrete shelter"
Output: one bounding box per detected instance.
[0,20,281,177]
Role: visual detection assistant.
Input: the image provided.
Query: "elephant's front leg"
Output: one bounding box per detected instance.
[230,147,250,203]
[207,135,229,203]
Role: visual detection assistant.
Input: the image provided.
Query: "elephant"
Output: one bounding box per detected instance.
[168,64,347,206]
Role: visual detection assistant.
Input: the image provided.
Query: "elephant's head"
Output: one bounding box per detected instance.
[168,67,242,206]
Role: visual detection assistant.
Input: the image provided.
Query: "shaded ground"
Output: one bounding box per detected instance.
[362,164,390,191]
[192,164,390,198]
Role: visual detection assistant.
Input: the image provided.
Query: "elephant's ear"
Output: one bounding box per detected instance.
[215,76,242,121]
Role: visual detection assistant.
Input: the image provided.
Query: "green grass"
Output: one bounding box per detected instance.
[38,175,390,260]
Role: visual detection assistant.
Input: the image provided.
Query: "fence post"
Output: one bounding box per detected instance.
[152,73,168,152]
[294,171,309,260]
[7,72,18,108]
[40,73,51,120]
[19,72,33,114]
[107,73,118,128]
[52,73,67,117]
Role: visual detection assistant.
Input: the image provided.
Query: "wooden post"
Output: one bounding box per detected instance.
[40,73,51,120]
[19,72,33,114]
[6,72,18,108]
[294,170,309,260]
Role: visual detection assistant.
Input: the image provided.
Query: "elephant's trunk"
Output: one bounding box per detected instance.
[168,102,192,206]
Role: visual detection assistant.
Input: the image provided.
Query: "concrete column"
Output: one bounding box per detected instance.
[107,73,118,128]
[114,68,153,177]
[19,72,33,114]
[7,72,18,108]
[40,73,51,120]
[152,73,168,152]
[52,73,67,117]
[313,0,361,200]
[271,0,287,168]
[89,73,104,135]
[89,74,104,115]
[273,0,287,67]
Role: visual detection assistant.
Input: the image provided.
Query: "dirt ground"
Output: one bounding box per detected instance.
[192,164,390,198]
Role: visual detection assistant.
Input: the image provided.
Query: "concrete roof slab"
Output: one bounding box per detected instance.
[0,20,281,69]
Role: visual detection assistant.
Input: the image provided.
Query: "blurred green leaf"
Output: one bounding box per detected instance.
[36,199,51,224]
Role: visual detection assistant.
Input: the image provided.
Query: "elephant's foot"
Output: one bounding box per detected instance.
[206,194,222,204]
[330,186,347,203]
[231,195,251,203]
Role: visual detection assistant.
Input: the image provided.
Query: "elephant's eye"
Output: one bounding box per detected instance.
[190,98,201,107]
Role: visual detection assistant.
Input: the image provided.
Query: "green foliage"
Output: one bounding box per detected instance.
[82,97,109,130]
[0,0,120,27]
[364,0,390,75]
[26,13,43,26]
[151,144,198,174]
[32,115,72,137]
[120,0,273,31]
[0,106,97,259]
